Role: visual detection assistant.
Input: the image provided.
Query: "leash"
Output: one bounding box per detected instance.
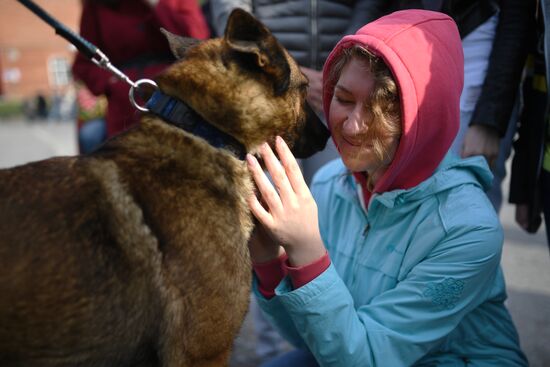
[16,0,157,112]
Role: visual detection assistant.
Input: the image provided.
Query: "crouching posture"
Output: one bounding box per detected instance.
[246,9,528,367]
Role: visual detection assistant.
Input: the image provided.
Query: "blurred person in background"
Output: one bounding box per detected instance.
[378,0,534,213]
[510,0,550,248]
[74,81,107,154]
[72,0,210,138]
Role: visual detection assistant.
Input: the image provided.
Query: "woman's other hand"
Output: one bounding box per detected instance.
[300,67,323,115]
[248,221,285,264]
[246,137,326,266]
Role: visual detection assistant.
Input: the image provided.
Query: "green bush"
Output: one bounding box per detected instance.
[0,99,24,119]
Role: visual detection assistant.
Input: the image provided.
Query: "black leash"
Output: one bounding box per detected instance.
[18,0,96,60]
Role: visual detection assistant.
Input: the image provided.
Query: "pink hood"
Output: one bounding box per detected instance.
[322,10,463,199]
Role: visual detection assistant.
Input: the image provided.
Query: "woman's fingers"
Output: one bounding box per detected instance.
[246,153,282,216]
[247,190,274,228]
[259,142,295,203]
[275,136,309,196]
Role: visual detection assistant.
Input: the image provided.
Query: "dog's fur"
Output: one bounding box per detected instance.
[0,10,329,367]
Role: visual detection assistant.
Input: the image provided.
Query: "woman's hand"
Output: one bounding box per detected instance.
[248,221,285,264]
[461,125,500,167]
[246,136,326,266]
[300,67,323,115]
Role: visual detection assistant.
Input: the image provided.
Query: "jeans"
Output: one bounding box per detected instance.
[542,169,550,248]
[251,296,287,361]
[260,349,319,367]
[79,118,107,154]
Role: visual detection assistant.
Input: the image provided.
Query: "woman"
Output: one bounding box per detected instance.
[246,10,527,366]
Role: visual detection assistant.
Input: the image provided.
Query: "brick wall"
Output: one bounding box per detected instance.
[0,0,81,99]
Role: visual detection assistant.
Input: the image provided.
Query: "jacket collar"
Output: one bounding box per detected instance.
[335,153,491,211]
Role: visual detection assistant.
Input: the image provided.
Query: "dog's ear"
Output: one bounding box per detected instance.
[224,9,290,95]
[161,28,201,59]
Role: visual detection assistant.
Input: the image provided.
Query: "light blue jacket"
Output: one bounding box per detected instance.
[254,154,528,366]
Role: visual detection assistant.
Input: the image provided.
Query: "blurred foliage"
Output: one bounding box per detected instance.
[0,99,23,119]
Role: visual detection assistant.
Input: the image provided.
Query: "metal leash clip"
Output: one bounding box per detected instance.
[16,0,159,113]
[91,49,158,112]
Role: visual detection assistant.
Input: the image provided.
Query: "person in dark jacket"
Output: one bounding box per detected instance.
[380,0,534,212]
[509,0,550,248]
[72,0,210,138]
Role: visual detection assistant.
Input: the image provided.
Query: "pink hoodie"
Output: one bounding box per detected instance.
[323,10,464,203]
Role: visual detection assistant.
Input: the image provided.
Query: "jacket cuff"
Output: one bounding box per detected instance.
[284,251,331,289]
[252,253,288,299]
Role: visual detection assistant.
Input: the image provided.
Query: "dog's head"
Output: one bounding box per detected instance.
[156,9,329,158]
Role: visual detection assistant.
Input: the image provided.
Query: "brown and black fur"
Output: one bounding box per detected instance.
[0,9,329,367]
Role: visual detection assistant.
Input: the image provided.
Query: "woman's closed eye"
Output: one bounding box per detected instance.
[334,95,353,104]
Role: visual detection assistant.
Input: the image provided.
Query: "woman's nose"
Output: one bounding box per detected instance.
[344,104,369,134]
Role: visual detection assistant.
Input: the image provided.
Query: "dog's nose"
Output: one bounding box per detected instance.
[291,103,330,158]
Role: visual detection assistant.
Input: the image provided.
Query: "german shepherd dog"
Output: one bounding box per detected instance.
[0,9,329,367]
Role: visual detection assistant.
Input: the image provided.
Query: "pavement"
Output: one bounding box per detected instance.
[0,118,548,366]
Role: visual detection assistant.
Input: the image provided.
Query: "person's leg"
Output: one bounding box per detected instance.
[260,349,319,367]
[251,296,287,362]
[541,169,550,249]
[485,102,519,212]
[79,118,107,154]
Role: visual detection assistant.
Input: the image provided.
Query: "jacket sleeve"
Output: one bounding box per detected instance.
[153,0,210,39]
[209,0,252,36]
[469,0,534,136]
[344,0,392,35]
[71,2,112,96]
[255,224,503,366]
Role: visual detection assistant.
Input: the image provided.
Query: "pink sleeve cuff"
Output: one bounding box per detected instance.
[284,251,331,289]
[252,253,288,299]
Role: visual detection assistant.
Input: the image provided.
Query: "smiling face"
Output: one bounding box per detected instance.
[328,53,401,185]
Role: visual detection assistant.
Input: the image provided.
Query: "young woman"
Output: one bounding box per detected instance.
[245,10,528,367]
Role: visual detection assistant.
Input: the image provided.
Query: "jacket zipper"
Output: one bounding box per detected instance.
[351,217,370,289]
[310,0,318,68]
[362,222,370,237]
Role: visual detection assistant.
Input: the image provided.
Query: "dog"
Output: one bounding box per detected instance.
[0,9,329,367]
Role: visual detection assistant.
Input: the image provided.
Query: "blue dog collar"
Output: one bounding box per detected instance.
[145,90,246,160]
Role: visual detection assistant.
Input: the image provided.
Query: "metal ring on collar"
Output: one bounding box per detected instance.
[129,79,158,112]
